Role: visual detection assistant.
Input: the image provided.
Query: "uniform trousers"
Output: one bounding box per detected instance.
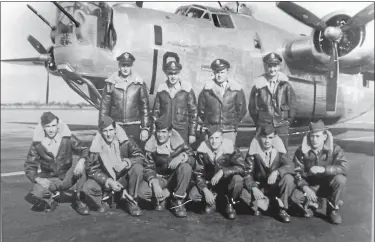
[28,159,86,206]
[82,163,143,208]
[291,174,346,209]
[138,163,192,200]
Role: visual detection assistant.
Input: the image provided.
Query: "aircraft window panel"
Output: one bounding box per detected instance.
[254,39,261,49]
[186,7,205,18]
[212,14,221,27]
[202,13,211,21]
[217,14,234,28]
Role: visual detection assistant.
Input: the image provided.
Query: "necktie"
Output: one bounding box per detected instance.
[265,151,271,167]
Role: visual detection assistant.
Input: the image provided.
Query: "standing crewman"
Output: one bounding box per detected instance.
[248,52,296,149]
[198,58,247,144]
[99,52,150,147]
[152,60,198,145]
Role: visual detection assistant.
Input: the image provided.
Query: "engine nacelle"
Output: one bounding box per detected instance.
[283,10,374,74]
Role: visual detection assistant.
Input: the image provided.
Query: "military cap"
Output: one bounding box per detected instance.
[258,124,276,136]
[163,61,182,74]
[116,52,135,65]
[308,120,325,133]
[211,58,230,71]
[206,125,223,137]
[263,52,282,65]
[155,116,172,131]
[99,116,115,130]
[41,112,59,126]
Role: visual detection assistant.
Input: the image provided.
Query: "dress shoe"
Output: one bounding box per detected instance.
[329,210,342,224]
[45,201,58,213]
[126,200,143,217]
[279,209,291,223]
[170,198,187,218]
[253,210,262,216]
[31,200,49,212]
[155,199,166,211]
[225,203,237,220]
[98,203,109,213]
[73,191,90,215]
[204,203,216,214]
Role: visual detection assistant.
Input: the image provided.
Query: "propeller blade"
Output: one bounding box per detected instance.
[135,1,143,8]
[27,35,47,54]
[342,3,374,30]
[46,64,50,104]
[1,57,45,66]
[276,2,327,31]
[326,42,339,112]
[218,2,222,8]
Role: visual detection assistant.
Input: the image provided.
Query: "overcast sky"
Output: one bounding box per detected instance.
[1,1,372,103]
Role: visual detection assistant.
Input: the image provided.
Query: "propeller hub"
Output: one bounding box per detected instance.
[324,26,343,42]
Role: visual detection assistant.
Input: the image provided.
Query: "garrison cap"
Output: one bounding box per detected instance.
[155,116,172,131]
[211,58,230,71]
[163,61,182,74]
[308,120,326,133]
[41,112,59,126]
[99,116,115,130]
[258,124,276,136]
[263,52,282,65]
[117,52,135,65]
[206,125,223,137]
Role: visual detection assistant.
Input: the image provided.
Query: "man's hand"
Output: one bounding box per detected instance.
[251,187,265,200]
[188,135,196,144]
[310,166,325,175]
[35,177,51,189]
[151,179,163,200]
[122,158,132,170]
[108,179,123,192]
[203,188,216,206]
[73,158,85,176]
[267,170,279,185]
[140,130,149,141]
[211,169,224,186]
[303,186,317,203]
[169,154,186,169]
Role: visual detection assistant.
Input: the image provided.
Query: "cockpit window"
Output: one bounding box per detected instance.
[213,14,234,28]
[186,7,205,18]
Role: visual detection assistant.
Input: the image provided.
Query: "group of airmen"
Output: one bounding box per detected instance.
[24,51,348,225]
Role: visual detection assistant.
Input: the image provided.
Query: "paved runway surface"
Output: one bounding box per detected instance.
[1,109,374,242]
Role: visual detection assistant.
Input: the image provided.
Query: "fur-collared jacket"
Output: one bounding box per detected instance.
[152,80,198,136]
[24,121,88,183]
[198,79,247,131]
[99,71,150,130]
[243,134,294,190]
[143,129,195,182]
[194,138,245,192]
[293,130,348,190]
[86,124,145,186]
[248,72,296,127]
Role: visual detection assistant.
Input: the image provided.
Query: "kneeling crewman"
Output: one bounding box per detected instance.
[83,116,145,216]
[242,124,294,223]
[139,117,195,218]
[291,120,348,224]
[189,126,246,220]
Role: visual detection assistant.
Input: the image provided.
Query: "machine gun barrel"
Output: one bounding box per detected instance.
[52,1,80,27]
[27,4,55,30]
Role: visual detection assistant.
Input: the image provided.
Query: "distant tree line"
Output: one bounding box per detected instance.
[1,101,93,109]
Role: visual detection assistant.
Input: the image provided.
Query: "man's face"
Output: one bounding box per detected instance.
[214,68,229,84]
[43,119,59,139]
[309,131,327,150]
[119,63,132,76]
[209,131,223,150]
[259,132,275,150]
[167,72,179,85]
[266,63,280,77]
[156,128,171,144]
[101,124,116,143]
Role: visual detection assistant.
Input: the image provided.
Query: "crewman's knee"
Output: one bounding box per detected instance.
[290,188,305,205]
[82,179,102,196]
[31,183,50,198]
[280,174,294,186]
[129,163,143,175]
[188,186,203,202]
[137,181,153,200]
[177,163,192,174]
[331,174,347,187]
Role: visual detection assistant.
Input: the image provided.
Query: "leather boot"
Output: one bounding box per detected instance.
[73,191,90,215]
[170,197,187,218]
[279,209,291,223]
[225,203,237,220]
[155,199,166,211]
[126,199,143,216]
[204,203,216,214]
[45,200,58,213]
[327,200,343,224]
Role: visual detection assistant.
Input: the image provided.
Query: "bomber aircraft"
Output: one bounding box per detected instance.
[2,1,374,127]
